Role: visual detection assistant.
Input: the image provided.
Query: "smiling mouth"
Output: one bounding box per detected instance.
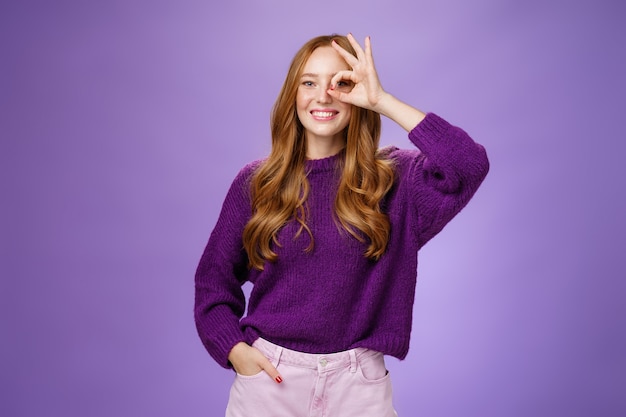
[311,110,337,119]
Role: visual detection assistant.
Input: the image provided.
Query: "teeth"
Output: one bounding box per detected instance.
[312,111,334,118]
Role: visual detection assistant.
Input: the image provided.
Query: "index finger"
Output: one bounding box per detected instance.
[258,355,283,384]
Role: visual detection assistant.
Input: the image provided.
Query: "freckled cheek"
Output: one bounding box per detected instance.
[341,107,352,124]
[296,90,311,109]
[295,95,306,118]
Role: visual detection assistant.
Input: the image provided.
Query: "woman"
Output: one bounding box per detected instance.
[195,33,489,417]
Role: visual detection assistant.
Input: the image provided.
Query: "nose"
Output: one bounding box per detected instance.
[316,83,332,103]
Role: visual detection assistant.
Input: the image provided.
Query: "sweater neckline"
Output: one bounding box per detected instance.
[305,149,345,173]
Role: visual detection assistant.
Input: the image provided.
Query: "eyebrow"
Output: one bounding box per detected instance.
[300,72,338,78]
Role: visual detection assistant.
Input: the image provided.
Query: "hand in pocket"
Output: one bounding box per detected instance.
[228,342,283,383]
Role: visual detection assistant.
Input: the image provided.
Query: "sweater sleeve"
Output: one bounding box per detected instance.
[406,113,489,248]
[194,163,256,368]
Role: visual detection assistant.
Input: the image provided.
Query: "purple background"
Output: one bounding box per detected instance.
[2,0,625,416]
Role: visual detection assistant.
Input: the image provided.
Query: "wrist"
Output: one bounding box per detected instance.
[228,341,249,364]
[375,93,426,132]
[373,92,395,117]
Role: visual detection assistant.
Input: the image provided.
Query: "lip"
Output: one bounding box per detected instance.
[310,109,339,121]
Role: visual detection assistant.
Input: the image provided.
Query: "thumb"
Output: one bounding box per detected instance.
[327,88,350,104]
[258,355,283,384]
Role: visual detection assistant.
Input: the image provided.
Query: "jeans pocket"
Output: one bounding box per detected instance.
[235,369,267,381]
[357,351,390,383]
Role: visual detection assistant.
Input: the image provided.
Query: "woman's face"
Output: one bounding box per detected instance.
[296,46,352,151]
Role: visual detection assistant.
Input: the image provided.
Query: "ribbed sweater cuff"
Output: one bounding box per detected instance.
[408,112,452,150]
[197,304,246,369]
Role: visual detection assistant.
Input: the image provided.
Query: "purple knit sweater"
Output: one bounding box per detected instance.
[195,113,489,369]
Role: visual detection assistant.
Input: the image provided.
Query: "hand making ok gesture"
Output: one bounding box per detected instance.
[327,33,386,112]
[328,33,426,132]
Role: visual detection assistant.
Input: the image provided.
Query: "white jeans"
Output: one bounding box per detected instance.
[226,337,398,417]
